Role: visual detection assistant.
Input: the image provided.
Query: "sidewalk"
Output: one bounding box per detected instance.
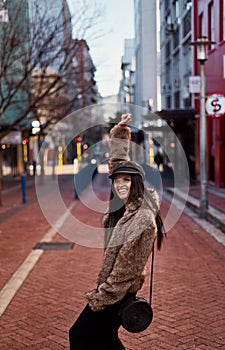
[166,185,225,234]
[143,164,225,234]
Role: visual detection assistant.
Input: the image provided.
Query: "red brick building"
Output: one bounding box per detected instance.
[193,0,225,188]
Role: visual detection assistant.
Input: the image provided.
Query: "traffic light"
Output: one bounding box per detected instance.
[22,137,29,163]
[75,136,82,143]
[22,137,29,145]
[75,136,82,161]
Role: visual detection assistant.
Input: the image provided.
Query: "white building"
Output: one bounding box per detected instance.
[119,38,135,105]
[134,0,158,120]
[159,0,193,109]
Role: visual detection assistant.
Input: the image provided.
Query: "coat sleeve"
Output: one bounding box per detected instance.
[108,124,131,174]
[85,226,156,311]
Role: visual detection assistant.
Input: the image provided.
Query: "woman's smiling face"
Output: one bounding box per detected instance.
[113,174,132,202]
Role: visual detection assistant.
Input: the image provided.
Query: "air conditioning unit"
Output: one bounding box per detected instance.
[166,22,179,35]
[165,23,174,34]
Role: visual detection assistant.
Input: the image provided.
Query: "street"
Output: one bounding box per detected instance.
[0,171,225,350]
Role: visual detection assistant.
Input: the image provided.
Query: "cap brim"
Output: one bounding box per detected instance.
[109,170,142,179]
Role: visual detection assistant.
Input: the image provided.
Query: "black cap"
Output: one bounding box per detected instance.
[109,161,145,180]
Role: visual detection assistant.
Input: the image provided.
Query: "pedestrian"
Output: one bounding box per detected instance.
[154,149,164,169]
[69,114,165,350]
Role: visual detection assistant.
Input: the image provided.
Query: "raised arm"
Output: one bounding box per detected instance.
[108,114,132,174]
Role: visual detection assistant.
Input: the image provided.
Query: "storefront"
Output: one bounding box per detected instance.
[155,108,196,183]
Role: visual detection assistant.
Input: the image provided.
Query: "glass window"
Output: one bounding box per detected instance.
[184,0,192,12]
[174,91,180,108]
[208,1,216,48]
[183,8,191,37]
[175,0,180,24]
[199,13,203,37]
[166,95,171,108]
[173,53,180,90]
[165,0,170,13]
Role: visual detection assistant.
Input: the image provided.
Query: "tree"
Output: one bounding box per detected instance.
[0,0,104,205]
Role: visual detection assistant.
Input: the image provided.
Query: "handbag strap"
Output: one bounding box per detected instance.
[149,243,154,306]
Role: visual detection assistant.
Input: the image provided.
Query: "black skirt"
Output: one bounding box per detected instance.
[69,299,126,350]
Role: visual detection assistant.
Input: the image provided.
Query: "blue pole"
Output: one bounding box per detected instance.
[74,174,79,199]
[21,174,27,204]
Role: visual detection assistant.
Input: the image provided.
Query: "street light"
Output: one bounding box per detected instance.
[190,36,215,218]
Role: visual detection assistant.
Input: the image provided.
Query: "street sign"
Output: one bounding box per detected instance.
[0,9,8,22]
[205,94,225,117]
[189,76,201,93]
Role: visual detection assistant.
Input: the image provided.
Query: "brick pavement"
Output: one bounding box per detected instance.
[0,173,225,349]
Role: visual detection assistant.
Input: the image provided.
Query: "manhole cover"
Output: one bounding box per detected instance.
[34,242,74,251]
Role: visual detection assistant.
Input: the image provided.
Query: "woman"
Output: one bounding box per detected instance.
[69,114,165,350]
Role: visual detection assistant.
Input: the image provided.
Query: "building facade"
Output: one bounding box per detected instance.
[0,0,30,126]
[0,0,98,176]
[134,0,158,125]
[0,0,31,175]
[193,0,225,188]
[158,0,196,182]
[160,0,193,109]
[158,0,225,187]
[119,38,135,106]
[29,0,72,73]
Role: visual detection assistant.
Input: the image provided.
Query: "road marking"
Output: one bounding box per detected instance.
[0,201,76,317]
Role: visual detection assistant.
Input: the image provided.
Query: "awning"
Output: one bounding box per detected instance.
[155,108,196,121]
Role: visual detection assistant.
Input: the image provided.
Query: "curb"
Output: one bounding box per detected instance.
[166,187,225,234]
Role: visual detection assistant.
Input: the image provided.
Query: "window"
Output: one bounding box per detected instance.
[173,29,179,49]
[183,8,191,37]
[173,53,180,90]
[165,62,171,88]
[165,0,170,13]
[199,13,203,37]
[223,55,225,79]
[183,42,192,83]
[184,95,192,107]
[184,0,192,12]
[208,2,215,48]
[221,0,225,41]
[165,40,171,58]
[166,95,171,108]
[174,0,180,24]
[174,91,180,108]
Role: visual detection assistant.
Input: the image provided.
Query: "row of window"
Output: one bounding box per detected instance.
[165,91,191,109]
[199,0,225,45]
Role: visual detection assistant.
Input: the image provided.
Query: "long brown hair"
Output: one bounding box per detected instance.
[104,174,165,250]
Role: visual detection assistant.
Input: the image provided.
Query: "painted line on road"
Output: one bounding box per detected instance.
[0,201,77,317]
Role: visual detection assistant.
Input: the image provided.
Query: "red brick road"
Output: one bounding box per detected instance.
[0,173,225,349]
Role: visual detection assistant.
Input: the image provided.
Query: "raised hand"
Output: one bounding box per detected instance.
[118,114,132,126]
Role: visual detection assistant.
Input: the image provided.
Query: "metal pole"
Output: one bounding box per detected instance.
[199,61,208,218]
[21,174,27,204]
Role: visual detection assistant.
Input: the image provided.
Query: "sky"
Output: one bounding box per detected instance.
[68,0,134,97]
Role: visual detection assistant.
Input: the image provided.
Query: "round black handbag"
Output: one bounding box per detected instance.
[119,296,153,333]
[119,245,155,333]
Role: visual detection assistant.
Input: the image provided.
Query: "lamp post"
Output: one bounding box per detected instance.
[191,36,215,218]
